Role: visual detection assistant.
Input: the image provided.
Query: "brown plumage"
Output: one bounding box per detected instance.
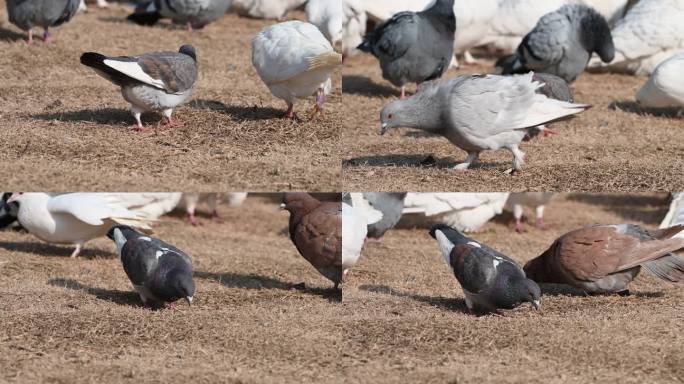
[524,224,684,294]
[281,193,342,289]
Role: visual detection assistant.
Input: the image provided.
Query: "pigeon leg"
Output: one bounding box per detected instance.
[342,269,348,283]
[162,110,183,128]
[27,29,34,45]
[535,205,548,230]
[42,28,52,43]
[506,145,525,175]
[452,152,479,172]
[540,125,559,137]
[70,244,82,258]
[515,218,526,233]
[400,86,406,99]
[283,102,296,119]
[187,212,200,226]
[186,22,193,32]
[513,204,526,233]
[308,88,326,120]
[462,50,483,66]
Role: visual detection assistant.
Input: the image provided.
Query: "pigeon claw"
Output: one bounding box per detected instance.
[162,117,183,129]
[308,104,324,121]
[133,125,153,133]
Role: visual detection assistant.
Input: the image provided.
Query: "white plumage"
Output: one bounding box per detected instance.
[363,0,430,21]
[252,21,342,118]
[588,0,684,75]
[636,53,684,109]
[661,193,684,241]
[452,0,498,64]
[228,0,306,20]
[306,0,343,46]
[107,193,183,220]
[402,193,509,232]
[9,193,153,258]
[342,193,383,281]
[341,0,367,57]
[178,193,247,225]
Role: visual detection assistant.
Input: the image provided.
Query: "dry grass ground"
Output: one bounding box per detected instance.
[0,3,341,191]
[0,195,344,383]
[343,193,684,383]
[341,53,684,192]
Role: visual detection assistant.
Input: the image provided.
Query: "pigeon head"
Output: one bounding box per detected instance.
[579,10,614,63]
[379,101,409,135]
[281,193,321,217]
[168,269,195,305]
[523,248,554,284]
[511,277,542,310]
[6,192,24,205]
[106,225,140,241]
[179,45,197,61]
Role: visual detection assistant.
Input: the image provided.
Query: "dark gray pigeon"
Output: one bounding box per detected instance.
[362,193,406,239]
[358,0,455,99]
[429,223,541,313]
[496,4,614,83]
[6,0,80,44]
[127,0,229,31]
[80,45,198,132]
[107,225,195,307]
[0,193,19,229]
[379,73,590,174]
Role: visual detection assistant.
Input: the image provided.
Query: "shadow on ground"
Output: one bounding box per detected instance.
[359,284,469,313]
[0,241,115,259]
[195,270,341,302]
[48,277,142,307]
[610,101,682,118]
[342,75,400,98]
[30,108,160,126]
[189,99,284,121]
[566,193,669,224]
[343,153,508,171]
[0,27,25,42]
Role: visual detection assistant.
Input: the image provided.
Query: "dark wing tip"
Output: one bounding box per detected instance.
[80,52,106,66]
[179,45,197,61]
[127,11,162,26]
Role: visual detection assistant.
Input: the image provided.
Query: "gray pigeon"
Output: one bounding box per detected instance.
[362,192,406,239]
[107,225,195,307]
[80,45,198,132]
[429,223,541,313]
[497,4,614,83]
[379,73,590,174]
[358,0,455,99]
[127,0,229,31]
[6,0,80,44]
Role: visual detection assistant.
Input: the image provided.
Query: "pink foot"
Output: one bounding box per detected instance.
[542,127,559,137]
[162,117,183,129]
[43,31,52,43]
[187,213,200,226]
[342,269,348,283]
[132,124,152,133]
[187,22,193,32]
[536,218,549,230]
[515,220,526,233]
[365,236,384,244]
[211,211,224,223]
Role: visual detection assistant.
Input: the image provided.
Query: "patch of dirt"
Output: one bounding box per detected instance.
[341,53,684,191]
[0,3,341,191]
[342,193,684,383]
[0,195,343,383]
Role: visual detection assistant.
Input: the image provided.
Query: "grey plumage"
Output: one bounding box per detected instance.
[532,73,574,102]
[358,0,455,96]
[497,4,614,83]
[379,73,590,174]
[362,193,406,239]
[80,45,198,131]
[429,223,541,313]
[107,225,195,307]
[6,0,80,43]
[128,0,229,29]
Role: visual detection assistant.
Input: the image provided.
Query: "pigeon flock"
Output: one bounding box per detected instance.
[345,192,684,314]
[352,0,684,173]
[4,0,342,131]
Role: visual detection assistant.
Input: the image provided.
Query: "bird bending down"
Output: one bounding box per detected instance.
[80,45,198,132]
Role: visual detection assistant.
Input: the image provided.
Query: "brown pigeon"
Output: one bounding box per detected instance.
[524,224,684,294]
[281,193,342,289]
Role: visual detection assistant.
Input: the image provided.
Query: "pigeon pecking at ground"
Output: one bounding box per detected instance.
[429,223,541,314]
[108,225,195,308]
[6,0,80,44]
[127,0,229,31]
[281,193,342,289]
[496,4,614,83]
[358,0,455,99]
[362,192,406,240]
[80,45,198,132]
[635,53,684,111]
[8,193,153,258]
[524,224,684,295]
[252,21,342,120]
[379,73,591,174]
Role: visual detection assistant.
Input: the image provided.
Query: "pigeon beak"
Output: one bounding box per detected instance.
[6,193,20,204]
[380,123,388,135]
[186,296,193,305]
[532,299,541,311]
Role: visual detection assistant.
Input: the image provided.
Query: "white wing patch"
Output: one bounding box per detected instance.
[103,59,167,90]
[467,241,481,248]
[139,236,152,242]
[155,250,164,259]
[435,231,455,271]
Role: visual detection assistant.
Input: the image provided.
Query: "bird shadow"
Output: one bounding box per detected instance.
[538,283,664,298]
[194,271,341,302]
[0,27,26,42]
[0,241,116,259]
[610,101,682,118]
[565,193,669,224]
[29,108,159,126]
[48,277,143,307]
[342,75,400,98]
[188,99,284,121]
[359,284,469,313]
[342,153,507,171]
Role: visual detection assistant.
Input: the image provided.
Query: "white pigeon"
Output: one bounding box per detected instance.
[661,193,684,241]
[252,21,341,120]
[342,193,383,282]
[228,0,306,20]
[363,0,431,22]
[451,0,498,66]
[78,0,108,11]
[8,193,153,258]
[178,193,247,225]
[306,0,342,47]
[581,0,632,25]
[505,192,554,233]
[401,193,509,232]
[635,53,684,110]
[108,193,183,220]
[588,0,684,75]
[341,0,366,58]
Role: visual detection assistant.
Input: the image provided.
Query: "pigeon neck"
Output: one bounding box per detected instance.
[398,98,443,133]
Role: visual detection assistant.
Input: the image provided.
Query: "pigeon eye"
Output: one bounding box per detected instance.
[388,113,393,119]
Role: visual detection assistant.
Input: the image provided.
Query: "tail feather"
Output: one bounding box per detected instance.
[496,54,525,75]
[642,254,684,282]
[307,51,342,71]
